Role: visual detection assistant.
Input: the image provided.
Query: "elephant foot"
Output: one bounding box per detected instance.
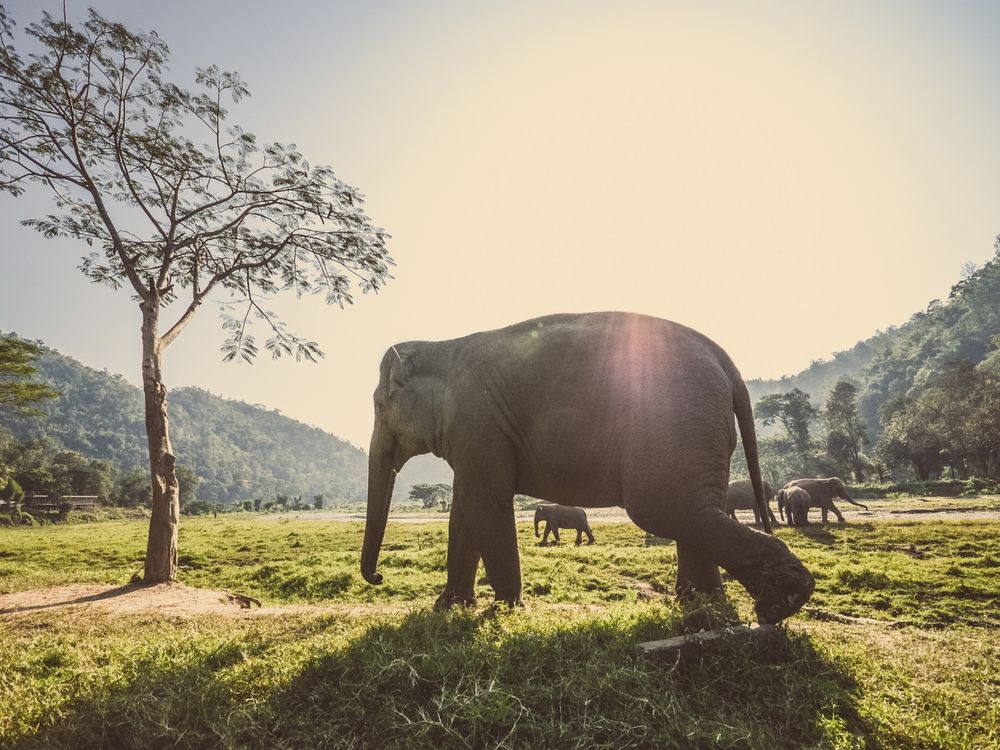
[433,590,477,612]
[737,559,815,625]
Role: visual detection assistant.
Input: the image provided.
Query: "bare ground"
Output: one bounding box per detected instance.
[0,583,416,619]
[0,583,607,620]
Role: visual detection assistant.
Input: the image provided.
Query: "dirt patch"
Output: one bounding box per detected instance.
[0,583,414,619]
[0,584,608,620]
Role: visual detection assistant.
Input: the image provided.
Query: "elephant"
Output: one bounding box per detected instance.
[534,504,595,545]
[776,486,811,527]
[360,312,815,625]
[725,479,778,525]
[781,477,868,523]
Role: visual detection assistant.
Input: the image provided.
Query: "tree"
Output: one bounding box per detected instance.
[114,467,150,507]
[0,8,391,581]
[408,483,453,511]
[0,336,57,414]
[823,381,869,481]
[756,388,818,474]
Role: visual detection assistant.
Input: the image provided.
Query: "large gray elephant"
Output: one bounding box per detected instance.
[534,504,595,545]
[725,479,777,525]
[781,477,868,523]
[776,486,811,527]
[360,312,815,624]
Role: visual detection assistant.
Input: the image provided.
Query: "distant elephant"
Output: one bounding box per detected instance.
[776,487,811,527]
[534,504,595,545]
[781,477,868,523]
[726,479,778,525]
[360,312,815,624]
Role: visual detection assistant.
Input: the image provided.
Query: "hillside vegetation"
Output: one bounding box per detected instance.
[736,242,1000,486]
[0,344,366,503]
[748,239,1000,436]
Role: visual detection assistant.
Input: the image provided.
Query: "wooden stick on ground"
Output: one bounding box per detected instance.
[635,624,779,659]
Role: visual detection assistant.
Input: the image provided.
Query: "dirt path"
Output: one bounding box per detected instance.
[0,583,413,619]
[0,583,607,620]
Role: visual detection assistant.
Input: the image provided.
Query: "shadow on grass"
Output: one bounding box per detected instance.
[793,525,839,545]
[12,607,896,750]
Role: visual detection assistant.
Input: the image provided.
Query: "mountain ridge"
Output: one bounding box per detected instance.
[0,340,369,503]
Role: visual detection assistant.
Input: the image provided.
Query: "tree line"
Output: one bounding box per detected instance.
[735,362,999,486]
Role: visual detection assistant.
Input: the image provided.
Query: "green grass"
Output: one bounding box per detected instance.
[1,515,999,748]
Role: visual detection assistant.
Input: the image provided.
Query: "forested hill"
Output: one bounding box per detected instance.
[747,240,1000,435]
[0,344,367,503]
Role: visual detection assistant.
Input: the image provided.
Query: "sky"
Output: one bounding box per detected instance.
[1,0,999,449]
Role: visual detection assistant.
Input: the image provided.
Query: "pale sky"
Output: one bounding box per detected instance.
[1,0,998,448]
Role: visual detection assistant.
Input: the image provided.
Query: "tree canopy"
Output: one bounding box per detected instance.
[0,7,392,360]
[0,335,58,414]
[408,483,453,512]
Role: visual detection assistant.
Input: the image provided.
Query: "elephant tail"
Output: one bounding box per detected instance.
[733,376,774,535]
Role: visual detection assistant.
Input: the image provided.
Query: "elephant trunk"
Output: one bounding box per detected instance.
[361,437,397,585]
[840,485,869,510]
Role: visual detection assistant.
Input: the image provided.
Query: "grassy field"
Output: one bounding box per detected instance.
[0,509,998,748]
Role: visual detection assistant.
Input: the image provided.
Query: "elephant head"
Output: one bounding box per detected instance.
[361,345,437,585]
[828,477,849,499]
[827,477,868,510]
[534,506,545,537]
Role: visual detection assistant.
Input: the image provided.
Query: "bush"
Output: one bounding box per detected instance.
[182,500,215,516]
[848,479,1000,499]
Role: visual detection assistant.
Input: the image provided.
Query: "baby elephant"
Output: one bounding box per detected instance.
[534,504,595,546]
[777,487,812,527]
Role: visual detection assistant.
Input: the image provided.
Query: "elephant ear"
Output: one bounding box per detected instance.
[389,347,413,398]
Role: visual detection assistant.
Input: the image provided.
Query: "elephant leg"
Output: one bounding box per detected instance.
[830,503,846,523]
[631,501,814,625]
[552,527,560,544]
[675,540,723,599]
[453,469,521,606]
[434,505,480,611]
[586,527,595,544]
[688,508,814,624]
[542,522,553,545]
[575,529,583,545]
[820,506,829,523]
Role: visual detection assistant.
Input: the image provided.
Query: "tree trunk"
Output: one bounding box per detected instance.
[140,297,180,583]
